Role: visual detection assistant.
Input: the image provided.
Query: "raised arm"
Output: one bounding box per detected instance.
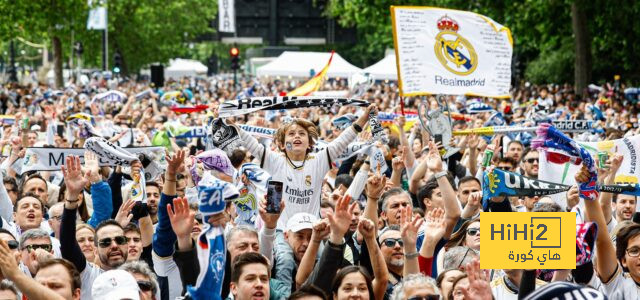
[409,159,428,194]
[577,165,618,282]
[395,115,416,170]
[327,105,374,161]
[85,151,113,228]
[295,219,330,289]
[258,197,284,266]
[360,166,386,243]
[60,156,90,272]
[237,125,266,162]
[426,141,461,238]
[152,150,185,257]
[390,150,406,188]
[401,206,424,277]
[599,154,623,225]
[359,218,388,300]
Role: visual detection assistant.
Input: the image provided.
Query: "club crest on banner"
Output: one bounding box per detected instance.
[434,15,477,76]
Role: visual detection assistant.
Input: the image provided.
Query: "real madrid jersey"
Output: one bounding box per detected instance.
[239,126,357,230]
[602,263,640,299]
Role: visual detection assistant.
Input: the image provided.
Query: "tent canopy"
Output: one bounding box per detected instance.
[256,51,362,78]
[363,53,398,81]
[165,58,208,78]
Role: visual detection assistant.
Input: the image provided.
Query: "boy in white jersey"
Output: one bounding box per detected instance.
[236,104,375,295]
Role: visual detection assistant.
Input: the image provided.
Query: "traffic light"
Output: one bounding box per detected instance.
[113,52,122,73]
[230,47,240,71]
[74,42,83,56]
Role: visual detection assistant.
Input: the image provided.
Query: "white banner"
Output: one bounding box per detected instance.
[539,135,640,209]
[21,146,165,173]
[218,0,235,33]
[391,6,513,98]
[87,7,107,30]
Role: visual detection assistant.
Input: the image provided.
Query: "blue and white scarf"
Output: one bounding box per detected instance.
[234,163,270,226]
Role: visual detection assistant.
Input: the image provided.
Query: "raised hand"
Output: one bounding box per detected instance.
[258,196,284,230]
[467,191,482,209]
[392,155,405,172]
[400,205,422,249]
[566,185,579,209]
[357,218,376,241]
[355,104,377,128]
[366,165,387,200]
[327,195,357,244]
[461,258,493,300]
[311,219,331,243]
[0,239,18,280]
[166,149,186,178]
[426,141,444,172]
[423,207,446,243]
[84,151,102,183]
[61,156,90,204]
[115,198,136,227]
[394,115,406,132]
[167,197,196,249]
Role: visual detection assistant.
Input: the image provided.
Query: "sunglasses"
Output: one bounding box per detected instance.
[380,238,404,248]
[407,296,440,300]
[525,158,539,164]
[98,236,128,248]
[24,244,52,252]
[6,240,18,250]
[137,280,153,292]
[466,228,480,236]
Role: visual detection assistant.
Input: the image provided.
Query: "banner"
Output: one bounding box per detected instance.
[287,51,333,96]
[391,6,513,98]
[91,90,127,103]
[21,146,165,174]
[482,168,570,210]
[218,0,235,33]
[238,125,275,139]
[218,96,368,118]
[87,6,107,30]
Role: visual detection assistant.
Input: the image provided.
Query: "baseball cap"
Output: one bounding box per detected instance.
[286,213,318,233]
[92,270,140,300]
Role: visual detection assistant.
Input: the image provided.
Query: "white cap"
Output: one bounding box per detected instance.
[92,270,140,300]
[286,213,318,233]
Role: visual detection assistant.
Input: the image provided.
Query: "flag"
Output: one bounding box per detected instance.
[87,6,107,30]
[286,51,334,96]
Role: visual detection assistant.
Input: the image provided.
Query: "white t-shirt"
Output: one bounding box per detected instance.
[602,263,640,299]
[490,275,546,300]
[80,262,103,300]
[152,252,183,300]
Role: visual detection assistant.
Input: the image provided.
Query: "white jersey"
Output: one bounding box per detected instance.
[490,275,546,300]
[602,263,640,299]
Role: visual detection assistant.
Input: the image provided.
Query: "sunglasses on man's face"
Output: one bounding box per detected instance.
[380,238,404,248]
[6,240,18,250]
[407,295,440,300]
[24,244,52,252]
[525,158,539,164]
[97,236,128,248]
[137,280,153,292]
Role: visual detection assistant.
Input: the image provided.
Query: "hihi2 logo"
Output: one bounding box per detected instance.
[480,212,576,269]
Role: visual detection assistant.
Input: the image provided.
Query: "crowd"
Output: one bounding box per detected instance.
[0,73,635,300]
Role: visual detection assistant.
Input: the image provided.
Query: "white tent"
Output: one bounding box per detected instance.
[256,51,362,78]
[164,58,208,78]
[363,54,398,81]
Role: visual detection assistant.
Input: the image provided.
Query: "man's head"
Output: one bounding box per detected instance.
[0,229,20,267]
[48,202,64,238]
[521,148,539,178]
[417,179,443,212]
[35,258,81,300]
[457,177,481,206]
[378,226,404,272]
[145,182,160,216]
[3,177,18,205]
[230,252,270,300]
[91,269,141,300]
[523,195,540,212]
[334,174,353,195]
[27,132,38,147]
[274,119,318,155]
[381,188,412,226]
[349,200,363,234]
[614,194,637,221]
[442,246,478,271]
[616,223,640,279]
[123,223,143,262]
[120,261,159,300]
[390,273,441,300]
[95,220,128,270]
[285,213,317,262]
[19,228,53,276]
[13,195,44,231]
[506,140,524,162]
[0,280,18,300]
[496,157,518,172]
[226,225,260,262]
[21,175,48,205]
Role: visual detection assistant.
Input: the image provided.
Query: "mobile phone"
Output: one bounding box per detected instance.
[434,134,443,147]
[266,180,283,214]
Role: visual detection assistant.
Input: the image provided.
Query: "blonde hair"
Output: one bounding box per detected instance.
[274,119,319,152]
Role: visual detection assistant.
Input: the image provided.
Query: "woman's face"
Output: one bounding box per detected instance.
[334,272,368,300]
[440,270,463,300]
[452,277,469,300]
[464,221,481,250]
[76,228,95,262]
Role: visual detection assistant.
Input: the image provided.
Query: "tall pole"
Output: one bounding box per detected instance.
[101,0,108,71]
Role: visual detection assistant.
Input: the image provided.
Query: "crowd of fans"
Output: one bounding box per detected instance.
[0,73,636,300]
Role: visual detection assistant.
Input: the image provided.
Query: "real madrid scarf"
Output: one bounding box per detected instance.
[533,124,599,201]
[195,149,236,179]
[218,96,369,118]
[482,168,571,211]
[209,118,242,156]
[234,163,270,226]
[369,110,389,144]
[187,172,239,300]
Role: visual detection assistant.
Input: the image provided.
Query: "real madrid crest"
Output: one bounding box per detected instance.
[305,175,312,187]
[434,15,477,76]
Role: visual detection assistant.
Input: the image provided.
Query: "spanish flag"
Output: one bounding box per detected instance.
[287,51,334,96]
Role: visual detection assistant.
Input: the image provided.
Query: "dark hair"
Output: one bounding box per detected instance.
[320,200,335,210]
[37,258,82,293]
[289,285,327,299]
[507,140,523,149]
[14,194,46,214]
[3,177,17,192]
[448,274,469,300]
[497,157,518,169]
[0,228,16,241]
[521,147,538,162]
[20,174,47,196]
[412,207,425,218]
[436,268,461,288]
[145,181,160,191]
[417,179,440,210]
[231,252,270,283]
[532,202,562,212]
[229,149,247,169]
[94,220,124,244]
[445,218,480,250]
[380,187,409,212]
[123,223,140,235]
[388,136,400,150]
[334,174,353,190]
[616,223,640,263]
[458,176,481,188]
[613,193,637,204]
[330,265,374,299]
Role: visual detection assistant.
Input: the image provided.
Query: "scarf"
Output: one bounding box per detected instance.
[187,172,239,300]
[533,124,599,201]
[209,118,242,156]
[91,90,127,103]
[67,118,101,138]
[234,163,270,226]
[575,222,597,266]
[218,96,368,118]
[369,110,389,143]
[195,149,235,178]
